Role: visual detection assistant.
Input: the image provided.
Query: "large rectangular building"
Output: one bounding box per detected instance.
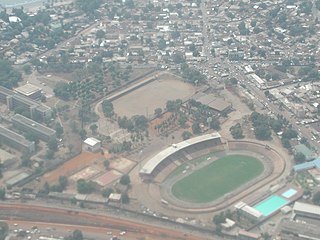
[0,124,35,153]
[0,86,52,121]
[12,114,56,142]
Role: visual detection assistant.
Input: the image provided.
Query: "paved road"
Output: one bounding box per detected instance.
[0,203,213,240]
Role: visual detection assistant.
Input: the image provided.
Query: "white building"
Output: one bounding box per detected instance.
[83,137,101,152]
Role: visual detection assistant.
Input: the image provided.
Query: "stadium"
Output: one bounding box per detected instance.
[139,133,287,213]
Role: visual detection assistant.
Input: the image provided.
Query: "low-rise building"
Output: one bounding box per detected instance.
[14,83,42,100]
[0,124,35,153]
[83,137,101,152]
[12,114,56,142]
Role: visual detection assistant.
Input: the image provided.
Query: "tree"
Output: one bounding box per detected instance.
[192,122,201,134]
[22,64,32,74]
[46,149,55,160]
[77,179,95,194]
[21,151,32,167]
[230,123,244,139]
[0,59,22,89]
[102,187,113,198]
[90,124,98,134]
[120,174,131,185]
[0,222,8,240]
[0,188,5,200]
[24,132,40,145]
[76,0,102,15]
[48,138,58,151]
[261,232,271,240]
[182,131,192,140]
[103,160,110,169]
[59,176,68,190]
[54,82,71,101]
[96,30,105,39]
[121,192,129,204]
[101,100,114,118]
[294,152,306,163]
[65,229,83,240]
[79,128,87,140]
[209,118,220,130]
[313,192,320,206]
[55,123,64,138]
[154,108,162,118]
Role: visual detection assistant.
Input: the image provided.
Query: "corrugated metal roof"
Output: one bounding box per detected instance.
[140,133,221,175]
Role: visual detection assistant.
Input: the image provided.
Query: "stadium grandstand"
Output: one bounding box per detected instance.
[139,133,222,180]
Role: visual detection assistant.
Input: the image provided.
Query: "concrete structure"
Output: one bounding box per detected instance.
[14,83,42,99]
[235,202,263,221]
[238,229,260,240]
[195,94,232,114]
[83,137,101,152]
[293,201,320,219]
[12,114,56,142]
[293,157,320,172]
[108,193,122,203]
[279,219,320,240]
[0,86,52,121]
[293,144,315,161]
[139,133,221,178]
[5,171,31,187]
[0,149,16,167]
[0,124,35,153]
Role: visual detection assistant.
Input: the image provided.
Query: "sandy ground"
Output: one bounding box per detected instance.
[42,152,104,184]
[113,77,196,118]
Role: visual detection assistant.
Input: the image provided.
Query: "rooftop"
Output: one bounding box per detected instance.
[195,94,231,112]
[293,144,314,158]
[83,137,101,146]
[0,124,34,147]
[14,83,42,96]
[12,114,56,136]
[293,201,320,216]
[140,133,221,175]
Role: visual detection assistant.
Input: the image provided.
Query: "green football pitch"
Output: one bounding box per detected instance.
[171,154,264,203]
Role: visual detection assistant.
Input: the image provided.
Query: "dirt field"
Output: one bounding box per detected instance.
[93,169,122,186]
[42,152,105,183]
[113,76,196,117]
[110,157,136,173]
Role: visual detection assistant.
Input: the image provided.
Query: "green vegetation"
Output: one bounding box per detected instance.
[120,174,131,185]
[0,188,5,200]
[0,222,8,240]
[0,59,22,89]
[182,131,192,140]
[64,229,83,240]
[313,192,320,206]
[230,123,244,139]
[77,179,95,194]
[172,155,264,203]
[102,100,114,118]
[50,176,68,192]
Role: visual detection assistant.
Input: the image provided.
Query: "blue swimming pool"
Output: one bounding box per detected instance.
[282,188,297,198]
[254,195,289,216]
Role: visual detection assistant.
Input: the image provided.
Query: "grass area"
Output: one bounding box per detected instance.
[172,154,264,203]
[166,151,225,180]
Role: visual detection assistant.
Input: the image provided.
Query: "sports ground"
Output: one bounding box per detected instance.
[171,154,264,203]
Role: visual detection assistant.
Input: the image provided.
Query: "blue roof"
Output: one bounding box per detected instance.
[294,157,320,171]
[314,158,320,168]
